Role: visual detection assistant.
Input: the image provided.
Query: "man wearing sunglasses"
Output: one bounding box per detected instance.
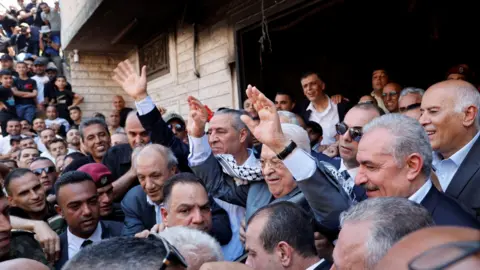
[398,87,424,120]
[164,113,187,145]
[30,157,58,195]
[381,82,402,113]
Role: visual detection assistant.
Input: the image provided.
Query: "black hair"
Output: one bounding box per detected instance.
[4,168,35,195]
[68,106,81,112]
[46,138,67,150]
[54,171,94,198]
[78,117,109,140]
[0,69,12,76]
[162,173,208,206]
[17,147,39,160]
[247,201,317,258]
[300,71,322,81]
[306,121,323,137]
[275,91,296,102]
[64,152,86,161]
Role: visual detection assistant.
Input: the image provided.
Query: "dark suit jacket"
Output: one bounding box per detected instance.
[301,100,351,125]
[311,151,341,168]
[54,220,123,269]
[421,186,479,228]
[445,135,480,221]
[120,185,233,245]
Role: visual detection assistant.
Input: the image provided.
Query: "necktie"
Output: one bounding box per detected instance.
[81,239,93,249]
[340,170,355,201]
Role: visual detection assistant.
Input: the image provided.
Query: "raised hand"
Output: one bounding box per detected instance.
[112,60,148,101]
[187,96,208,138]
[240,85,288,153]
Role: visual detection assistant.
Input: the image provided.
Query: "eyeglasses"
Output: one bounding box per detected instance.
[152,235,188,270]
[382,91,399,98]
[399,103,421,113]
[408,241,480,270]
[32,166,56,175]
[167,123,185,132]
[335,122,363,142]
[260,157,284,169]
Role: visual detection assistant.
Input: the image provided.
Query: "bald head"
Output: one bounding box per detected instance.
[0,258,49,270]
[135,144,178,169]
[382,82,402,112]
[113,95,126,111]
[375,226,480,270]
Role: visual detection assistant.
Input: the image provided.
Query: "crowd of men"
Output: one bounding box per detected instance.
[0,49,479,269]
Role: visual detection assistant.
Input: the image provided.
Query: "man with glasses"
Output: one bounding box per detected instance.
[30,157,58,195]
[382,82,402,113]
[398,87,424,120]
[164,113,187,145]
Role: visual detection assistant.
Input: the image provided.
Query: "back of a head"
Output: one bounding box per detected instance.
[62,236,178,270]
[248,201,317,258]
[363,113,432,177]
[340,197,435,268]
[0,258,49,270]
[375,226,480,270]
[157,226,223,270]
[280,123,311,153]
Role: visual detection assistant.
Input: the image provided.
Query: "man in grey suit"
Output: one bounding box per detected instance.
[419,80,480,220]
[186,87,350,231]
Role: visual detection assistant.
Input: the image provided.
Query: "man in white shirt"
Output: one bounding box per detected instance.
[31,59,49,108]
[419,80,480,220]
[355,113,478,228]
[300,72,350,145]
[245,202,331,270]
[53,171,122,269]
[0,119,25,156]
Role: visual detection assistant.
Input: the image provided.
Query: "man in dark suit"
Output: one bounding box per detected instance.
[356,114,479,228]
[419,80,480,221]
[299,72,351,146]
[53,171,122,269]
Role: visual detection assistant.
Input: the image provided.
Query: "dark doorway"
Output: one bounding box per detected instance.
[236,0,479,108]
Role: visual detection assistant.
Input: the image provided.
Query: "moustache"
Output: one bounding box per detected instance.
[361,183,380,192]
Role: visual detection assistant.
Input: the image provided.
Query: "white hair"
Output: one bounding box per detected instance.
[281,123,311,153]
[452,82,480,130]
[278,111,301,126]
[157,226,223,270]
[134,144,178,169]
[399,87,425,98]
[363,114,432,177]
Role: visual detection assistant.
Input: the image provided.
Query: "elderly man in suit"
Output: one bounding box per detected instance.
[355,113,479,228]
[419,79,480,220]
[53,171,123,269]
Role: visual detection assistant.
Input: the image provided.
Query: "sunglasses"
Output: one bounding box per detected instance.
[382,91,399,98]
[32,166,56,175]
[399,103,421,113]
[153,235,188,270]
[335,122,363,142]
[167,123,185,132]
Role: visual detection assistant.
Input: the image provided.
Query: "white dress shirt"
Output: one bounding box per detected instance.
[370,91,389,113]
[432,132,480,191]
[306,259,325,270]
[45,118,71,132]
[306,97,340,145]
[31,74,49,104]
[67,224,102,259]
[408,180,432,204]
[146,196,164,225]
[0,134,26,154]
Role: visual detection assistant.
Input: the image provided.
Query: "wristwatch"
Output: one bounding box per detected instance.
[276,140,297,160]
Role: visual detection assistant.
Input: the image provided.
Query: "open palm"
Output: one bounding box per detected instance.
[187,96,209,138]
[112,60,148,101]
[241,85,287,151]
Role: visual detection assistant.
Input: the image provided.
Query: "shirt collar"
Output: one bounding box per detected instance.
[449,131,479,166]
[243,149,257,167]
[339,159,359,180]
[146,195,163,207]
[306,96,332,114]
[67,222,103,250]
[408,179,432,204]
[306,259,325,270]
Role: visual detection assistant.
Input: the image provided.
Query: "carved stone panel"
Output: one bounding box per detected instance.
[139,33,170,80]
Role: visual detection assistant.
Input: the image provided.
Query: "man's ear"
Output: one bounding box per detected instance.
[276,241,294,267]
[462,105,478,128]
[160,207,168,227]
[54,204,63,217]
[7,195,17,207]
[406,153,423,182]
[239,128,249,144]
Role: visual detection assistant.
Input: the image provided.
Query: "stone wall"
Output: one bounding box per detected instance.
[69,54,134,117]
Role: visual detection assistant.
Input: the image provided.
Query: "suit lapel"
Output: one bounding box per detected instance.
[420,186,438,215]
[100,221,110,239]
[55,232,69,269]
[446,136,480,198]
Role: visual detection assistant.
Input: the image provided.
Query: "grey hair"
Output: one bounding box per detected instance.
[79,117,109,140]
[339,197,434,269]
[157,226,223,269]
[214,109,250,134]
[363,114,432,177]
[399,87,425,98]
[452,82,480,130]
[134,144,178,169]
[281,123,311,153]
[278,111,301,126]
